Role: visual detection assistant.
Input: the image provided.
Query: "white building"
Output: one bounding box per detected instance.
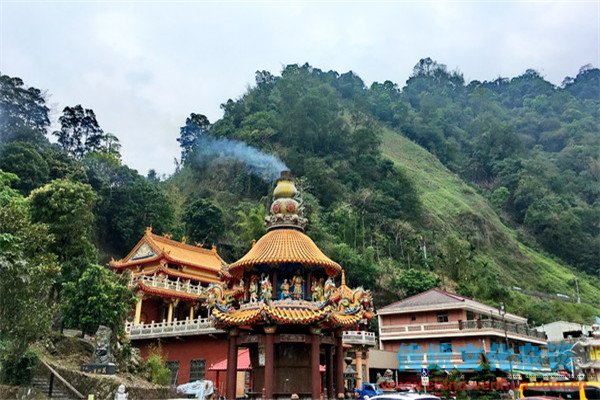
[534,321,593,342]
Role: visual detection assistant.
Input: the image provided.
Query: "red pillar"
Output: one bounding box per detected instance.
[226,329,239,400]
[311,328,321,400]
[326,345,335,399]
[264,326,276,400]
[335,329,345,398]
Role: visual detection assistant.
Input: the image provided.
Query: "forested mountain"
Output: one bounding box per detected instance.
[0,60,598,333]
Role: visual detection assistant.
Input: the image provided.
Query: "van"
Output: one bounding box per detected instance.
[519,382,600,400]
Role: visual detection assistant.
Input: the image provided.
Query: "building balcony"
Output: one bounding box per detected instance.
[343,330,377,347]
[379,320,546,344]
[132,274,207,296]
[459,320,547,340]
[125,317,223,340]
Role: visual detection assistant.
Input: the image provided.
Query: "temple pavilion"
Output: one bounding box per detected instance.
[210,171,375,400]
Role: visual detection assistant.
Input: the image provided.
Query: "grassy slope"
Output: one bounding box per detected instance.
[380,128,600,322]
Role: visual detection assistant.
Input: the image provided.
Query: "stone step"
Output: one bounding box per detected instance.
[31,375,75,399]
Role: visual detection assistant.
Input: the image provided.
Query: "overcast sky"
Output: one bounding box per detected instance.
[1,1,598,175]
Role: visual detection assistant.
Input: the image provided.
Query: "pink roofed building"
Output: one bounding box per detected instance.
[377,288,548,377]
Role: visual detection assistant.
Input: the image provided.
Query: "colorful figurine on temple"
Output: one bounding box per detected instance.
[249,275,258,303]
[292,271,304,300]
[280,279,291,300]
[324,276,336,300]
[311,277,324,301]
[317,278,324,301]
[310,279,319,301]
[361,289,374,311]
[260,274,272,302]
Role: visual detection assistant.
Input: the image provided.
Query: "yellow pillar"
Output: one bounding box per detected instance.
[134,296,143,325]
[355,351,363,387]
[167,302,174,323]
[189,305,194,320]
[364,351,370,385]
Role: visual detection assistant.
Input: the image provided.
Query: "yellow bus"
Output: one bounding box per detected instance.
[519,382,600,400]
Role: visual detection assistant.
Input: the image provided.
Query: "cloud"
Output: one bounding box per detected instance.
[1,1,597,175]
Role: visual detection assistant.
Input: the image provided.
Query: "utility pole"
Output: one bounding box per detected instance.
[499,302,515,391]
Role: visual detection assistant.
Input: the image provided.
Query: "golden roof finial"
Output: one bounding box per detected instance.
[341,270,346,286]
[181,235,188,244]
[145,226,153,234]
[211,244,218,253]
[251,239,257,247]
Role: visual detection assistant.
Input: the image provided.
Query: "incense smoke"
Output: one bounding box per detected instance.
[195,135,287,182]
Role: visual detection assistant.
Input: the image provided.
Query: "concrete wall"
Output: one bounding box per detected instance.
[48,362,176,400]
[136,334,229,386]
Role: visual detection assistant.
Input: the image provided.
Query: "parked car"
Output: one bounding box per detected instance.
[355,382,384,399]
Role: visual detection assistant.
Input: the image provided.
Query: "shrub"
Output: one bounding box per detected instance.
[0,346,38,385]
[144,346,171,386]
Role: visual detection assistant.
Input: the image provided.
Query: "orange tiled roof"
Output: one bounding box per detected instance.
[111,229,226,273]
[146,233,225,271]
[229,229,341,276]
[212,301,331,327]
[266,305,328,325]
[330,312,363,328]
[212,306,265,326]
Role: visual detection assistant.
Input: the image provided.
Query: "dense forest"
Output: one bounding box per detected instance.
[0,60,599,376]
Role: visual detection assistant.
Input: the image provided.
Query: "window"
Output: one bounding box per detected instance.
[466,310,475,320]
[437,313,449,323]
[189,359,206,382]
[585,387,600,400]
[165,361,180,386]
[411,315,417,321]
[440,342,453,353]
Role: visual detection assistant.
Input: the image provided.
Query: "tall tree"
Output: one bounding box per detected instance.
[62,264,135,335]
[0,142,49,194]
[53,105,104,159]
[0,74,50,137]
[88,159,174,255]
[0,172,58,381]
[177,113,210,163]
[29,179,97,284]
[183,198,224,245]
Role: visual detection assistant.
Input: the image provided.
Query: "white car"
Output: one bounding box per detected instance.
[368,394,441,400]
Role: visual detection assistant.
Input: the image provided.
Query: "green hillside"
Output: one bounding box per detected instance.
[380,128,600,322]
[1,61,598,333]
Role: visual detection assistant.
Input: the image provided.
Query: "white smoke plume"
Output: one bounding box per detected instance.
[195,135,287,182]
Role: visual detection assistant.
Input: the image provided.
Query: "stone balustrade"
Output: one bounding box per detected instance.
[342,330,377,347]
[131,274,207,296]
[125,317,223,339]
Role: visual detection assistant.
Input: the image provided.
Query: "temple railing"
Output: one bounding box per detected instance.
[125,317,223,339]
[131,274,207,296]
[343,330,377,347]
